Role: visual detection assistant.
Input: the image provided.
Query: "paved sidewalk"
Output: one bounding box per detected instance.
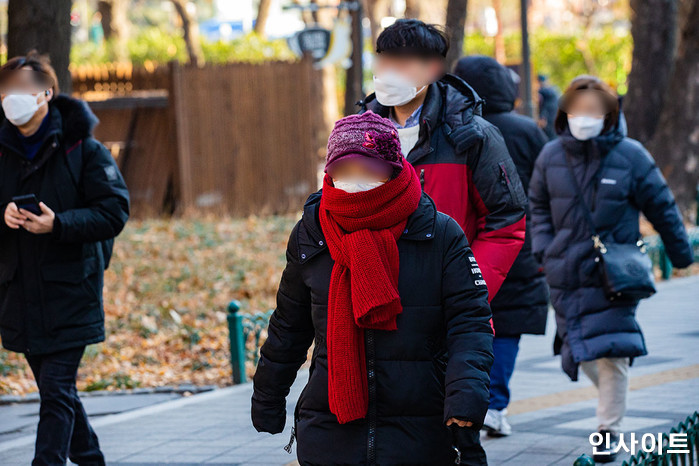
[1,276,697,465]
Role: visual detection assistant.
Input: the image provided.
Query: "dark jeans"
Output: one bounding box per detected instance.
[488,335,521,411]
[25,346,105,466]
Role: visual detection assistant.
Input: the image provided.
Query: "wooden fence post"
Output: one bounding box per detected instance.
[169,60,194,213]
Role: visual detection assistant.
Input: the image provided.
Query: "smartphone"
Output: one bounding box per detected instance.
[12,194,42,216]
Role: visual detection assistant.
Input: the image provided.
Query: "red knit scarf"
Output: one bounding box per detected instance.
[319,161,422,424]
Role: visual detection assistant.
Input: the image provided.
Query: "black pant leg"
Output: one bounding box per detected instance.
[68,384,105,466]
[26,346,103,466]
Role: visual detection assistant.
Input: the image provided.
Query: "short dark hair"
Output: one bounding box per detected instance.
[376,19,449,58]
[0,49,59,94]
[554,75,619,135]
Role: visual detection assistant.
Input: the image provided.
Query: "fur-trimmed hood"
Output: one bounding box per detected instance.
[49,94,99,144]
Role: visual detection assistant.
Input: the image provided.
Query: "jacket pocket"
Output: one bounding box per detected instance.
[0,264,18,331]
[497,161,526,207]
[0,262,16,285]
[431,345,448,396]
[41,256,102,332]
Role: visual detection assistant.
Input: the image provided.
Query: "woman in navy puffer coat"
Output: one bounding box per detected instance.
[529,75,693,461]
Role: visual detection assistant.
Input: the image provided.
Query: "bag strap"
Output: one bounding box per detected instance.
[562,149,611,253]
[563,151,598,236]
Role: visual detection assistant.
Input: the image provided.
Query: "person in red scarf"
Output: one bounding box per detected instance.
[252,111,494,465]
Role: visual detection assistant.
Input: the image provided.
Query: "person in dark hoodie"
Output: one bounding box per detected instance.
[537,74,559,140]
[359,20,527,311]
[454,55,550,437]
[252,111,494,465]
[528,75,693,462]
[0,51,129,465]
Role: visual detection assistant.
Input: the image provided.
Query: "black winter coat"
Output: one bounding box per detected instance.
[251,192,494,465]
[455,55,549,337]
[529,124,693,380]
[0,95,130,355]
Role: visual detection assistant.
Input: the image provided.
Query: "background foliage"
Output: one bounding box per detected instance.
[71,30,297,66]
[463,28,632,93]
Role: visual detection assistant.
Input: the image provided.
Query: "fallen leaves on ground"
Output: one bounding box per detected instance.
[0,214,299,396]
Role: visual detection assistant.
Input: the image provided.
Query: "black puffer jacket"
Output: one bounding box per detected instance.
[455,55,549,337]
[0,95,130,355]
[529,122,693,380]
[251,191,494,465]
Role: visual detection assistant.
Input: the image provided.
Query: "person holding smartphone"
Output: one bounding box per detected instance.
[0,51,129,465]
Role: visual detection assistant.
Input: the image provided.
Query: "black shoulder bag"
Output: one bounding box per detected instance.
[564,151,656,301]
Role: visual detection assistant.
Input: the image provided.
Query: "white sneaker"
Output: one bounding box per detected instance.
[482,408,512,437]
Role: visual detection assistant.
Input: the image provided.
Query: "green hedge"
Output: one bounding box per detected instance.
[71,26,631,94]
[463,27,632,93]
[71,29,296,66]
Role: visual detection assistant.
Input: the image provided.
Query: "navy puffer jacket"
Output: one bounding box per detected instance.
[529,123,693,380]
[251,191,494,465]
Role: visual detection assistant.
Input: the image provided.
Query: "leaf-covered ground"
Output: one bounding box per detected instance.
[0,216,695,396]
[0,215,299,396]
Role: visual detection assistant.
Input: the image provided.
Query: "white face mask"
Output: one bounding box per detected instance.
[2,93,46,126]
[373,71,426,107]
[333,179,385,193]
[568,116,604,141]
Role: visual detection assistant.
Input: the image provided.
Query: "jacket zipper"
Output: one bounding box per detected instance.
[284,402,300,453]
[498,162,516,201]
[284,425,296,453]
[366,329,377,465]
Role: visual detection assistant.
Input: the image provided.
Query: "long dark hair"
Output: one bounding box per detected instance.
[554,75,619,135]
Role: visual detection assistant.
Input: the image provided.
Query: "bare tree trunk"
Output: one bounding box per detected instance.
[624,0,678,143]
[647,0,699,215]
[254,0,273,36]
[493,0,506,63]
[344,3,364,115]
[404,0,422,19]
[171,0,204,67]
[574,3,599,76]
[97,0,130,62]
[445,0,468,72]
[366,0,389,48]
[7,0,72,92]
[314,1,340,139]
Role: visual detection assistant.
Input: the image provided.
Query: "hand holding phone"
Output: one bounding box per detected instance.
[7,195,55,234]
[12,194,42,216]
[4,202,26,229]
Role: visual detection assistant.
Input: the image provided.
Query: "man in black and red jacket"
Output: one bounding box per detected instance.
[359,20,527,465]
[360,19,527,305]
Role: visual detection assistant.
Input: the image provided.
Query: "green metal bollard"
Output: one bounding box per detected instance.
[659,246,673,280]
[227,300,247,384]
[573,454,595,466]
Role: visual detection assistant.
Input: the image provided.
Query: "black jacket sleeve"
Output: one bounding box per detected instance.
[528,146,555,262]
[0,202,9,233]
[466,123,527,299]
[441,216,494,431]
[631,142,694,268]
[53,138,130,243]
[251,221,314,434]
